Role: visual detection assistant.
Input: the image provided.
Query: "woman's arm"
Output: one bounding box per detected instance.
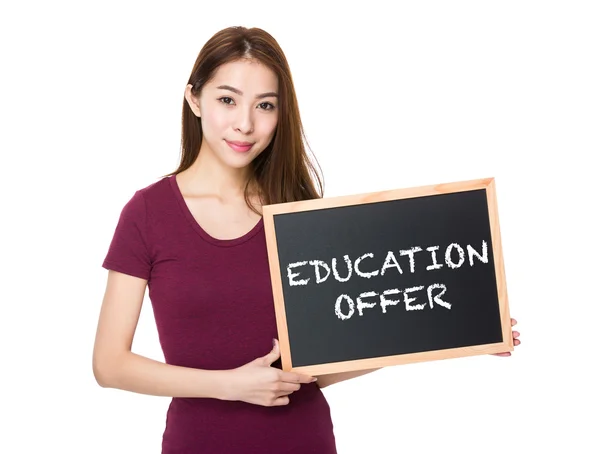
[93,271,315,405]
[316,368,381,388]
[92,270,227,398]
[316,318,522,388]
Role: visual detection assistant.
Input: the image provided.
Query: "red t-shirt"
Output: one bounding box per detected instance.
[102,175,337,453]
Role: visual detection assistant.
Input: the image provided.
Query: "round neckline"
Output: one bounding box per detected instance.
[169,174,264,247]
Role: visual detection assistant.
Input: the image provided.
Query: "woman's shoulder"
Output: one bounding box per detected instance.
[136,174,173,198]
[122,174,173,208]
[117,174,174,218]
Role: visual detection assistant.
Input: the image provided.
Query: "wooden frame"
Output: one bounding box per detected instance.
[263,177,513,375]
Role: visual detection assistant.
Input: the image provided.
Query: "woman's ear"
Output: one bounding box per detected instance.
[184,84,201,118]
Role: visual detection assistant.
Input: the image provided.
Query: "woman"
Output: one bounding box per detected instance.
[93,26,520,453]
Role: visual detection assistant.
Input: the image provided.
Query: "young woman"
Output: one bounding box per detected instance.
[93,26,520,453]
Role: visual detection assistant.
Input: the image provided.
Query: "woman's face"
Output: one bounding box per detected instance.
[187,59,279,170]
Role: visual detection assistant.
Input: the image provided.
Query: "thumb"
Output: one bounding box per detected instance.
[261,338,281,366]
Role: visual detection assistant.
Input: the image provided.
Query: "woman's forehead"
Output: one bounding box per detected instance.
[208,59,278,92]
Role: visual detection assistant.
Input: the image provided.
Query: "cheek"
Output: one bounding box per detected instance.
[202,109,229,135]
[257,116,278,141]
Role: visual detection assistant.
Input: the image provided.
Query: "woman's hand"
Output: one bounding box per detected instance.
[222,339,316,406]
[492,318,521,357]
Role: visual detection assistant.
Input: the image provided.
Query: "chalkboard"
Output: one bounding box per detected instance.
[263,178,513,375]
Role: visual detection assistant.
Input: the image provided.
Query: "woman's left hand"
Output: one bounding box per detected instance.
[492,318,521,357]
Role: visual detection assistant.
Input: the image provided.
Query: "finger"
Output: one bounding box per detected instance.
[261,339,281,366]
[273,388,296,399]
[511,318,517,326]
[276,382,302,394]
[512,330,520,338]
[492,352,511,357]
[280,371,317,384]
[514,338,521,346]
[271,396,291,406]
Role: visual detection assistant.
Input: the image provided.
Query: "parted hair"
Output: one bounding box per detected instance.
[166,26,324,212]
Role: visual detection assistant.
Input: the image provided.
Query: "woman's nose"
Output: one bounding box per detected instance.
[234,109,254,134]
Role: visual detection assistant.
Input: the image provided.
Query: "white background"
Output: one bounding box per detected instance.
[2,1,599,453]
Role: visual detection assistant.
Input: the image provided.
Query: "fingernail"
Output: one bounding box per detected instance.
[311,377,318,382]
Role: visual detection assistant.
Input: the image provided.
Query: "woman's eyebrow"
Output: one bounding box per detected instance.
[216,85,278,99]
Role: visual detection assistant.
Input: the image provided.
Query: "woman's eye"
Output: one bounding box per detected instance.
[219,97,234,105]
[258,102,275,110]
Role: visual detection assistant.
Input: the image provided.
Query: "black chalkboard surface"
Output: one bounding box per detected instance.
[263,178,513,375]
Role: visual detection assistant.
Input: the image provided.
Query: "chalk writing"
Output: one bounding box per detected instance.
[286,240,488,320]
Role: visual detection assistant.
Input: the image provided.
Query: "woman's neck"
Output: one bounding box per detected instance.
[182,149,252,200]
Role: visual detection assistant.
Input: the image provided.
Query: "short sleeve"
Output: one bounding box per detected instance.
[102,190,152,280]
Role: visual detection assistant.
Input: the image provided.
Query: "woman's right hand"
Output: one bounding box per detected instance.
[222,339,317,406]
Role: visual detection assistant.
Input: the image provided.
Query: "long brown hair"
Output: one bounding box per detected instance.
[165,26,324,213]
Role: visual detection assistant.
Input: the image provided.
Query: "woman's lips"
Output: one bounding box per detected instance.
[226,140,254,153]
